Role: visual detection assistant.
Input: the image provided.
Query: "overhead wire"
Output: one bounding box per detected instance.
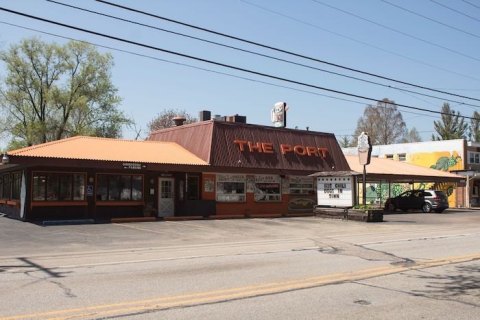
[432,0,480,23]
[93,0,480,102]
[241,0,480,84]
[382,0,480,38]
[45,0,480,108]
[462,0,480,11]
[0,20,370,107]
[311,0,480,62]
[1,6,476,120]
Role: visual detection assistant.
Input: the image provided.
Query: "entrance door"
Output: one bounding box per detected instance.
[158,178,175,217]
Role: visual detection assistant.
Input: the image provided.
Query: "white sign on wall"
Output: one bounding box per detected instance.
[317,176,353,207]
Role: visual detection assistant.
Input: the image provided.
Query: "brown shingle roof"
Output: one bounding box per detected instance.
[8,136,208,165]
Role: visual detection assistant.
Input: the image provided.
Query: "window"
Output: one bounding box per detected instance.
[468,151,480,164]
[216,174,246,202]
[32,172,86,202]
[398,153,406,161]
[1,174,10,199]
[186,175,200,200]
[289,176,315,195]
[96,174,143,202]
[254,175,281,202]
[385,154,394,160]
[11,172,21,200]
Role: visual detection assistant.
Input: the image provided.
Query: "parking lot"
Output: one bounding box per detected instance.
[1,208,479,258]
[1,208,480,319]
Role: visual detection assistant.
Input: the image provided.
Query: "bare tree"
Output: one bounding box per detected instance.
[353,98,406,145]
[401,127,422,143]
[147,108,197,133]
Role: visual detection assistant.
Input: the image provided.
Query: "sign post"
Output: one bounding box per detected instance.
[357,132,372,206]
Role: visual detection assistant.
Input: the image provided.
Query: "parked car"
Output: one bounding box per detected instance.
[384,189,449,213]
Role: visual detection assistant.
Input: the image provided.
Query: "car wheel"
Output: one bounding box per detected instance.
[422,202,432,213]
[387,203,396,212]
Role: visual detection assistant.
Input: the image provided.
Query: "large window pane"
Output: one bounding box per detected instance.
[96,174,143,202]
[73,174,85,200]
[32,172,86,202]
[108,175,121,200]
[216,174,246,202]
[2,174,10,199]
[33,175,46,200]
[59,175,73,201]
[46,174,59,201]
[11,172,21,200]
[97,174,108,201]
[254,175,281,202]
[120,175,132,200]
[132,176,143,200]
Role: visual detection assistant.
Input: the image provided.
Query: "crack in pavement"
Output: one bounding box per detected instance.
[310,237,415,266]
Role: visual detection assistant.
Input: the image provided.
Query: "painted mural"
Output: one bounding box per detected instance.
[362,151,463,207]
[407,151,462,207]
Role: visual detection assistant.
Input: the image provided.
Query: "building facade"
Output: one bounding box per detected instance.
[0,119,350,223]
[343,139,472,207]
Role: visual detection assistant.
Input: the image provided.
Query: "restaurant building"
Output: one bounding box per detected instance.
[0,117,349,223]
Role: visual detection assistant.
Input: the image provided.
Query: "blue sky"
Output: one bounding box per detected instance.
[1,0,479,145]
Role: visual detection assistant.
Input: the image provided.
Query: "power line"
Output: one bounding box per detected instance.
[242,0,480,86]
[462,0,480,11]
[0,20,369,107]
[45,0,480,109]
[432,0,480,23]
[382,0,480,38]
[0,7,477,121]
[93,0,480,102]
[311,0,480,62]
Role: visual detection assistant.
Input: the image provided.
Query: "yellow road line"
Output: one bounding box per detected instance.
[2,253,479,320]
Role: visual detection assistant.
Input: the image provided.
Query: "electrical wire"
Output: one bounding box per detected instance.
[0,7,476,120]
[94,0,480,102]
[242,0,480,84]
[382,0,480,37]
[0,20,369,107]
[462,0,480,11]
[432,0,480,23]
[45,0,480,108]
[311,0,480,62]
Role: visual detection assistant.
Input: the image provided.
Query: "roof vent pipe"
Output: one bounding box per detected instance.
[172,116,186,126]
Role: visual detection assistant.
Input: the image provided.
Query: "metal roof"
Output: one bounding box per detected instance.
[311,156,464,183]
[7,136,208,166]
[149,120,350,173]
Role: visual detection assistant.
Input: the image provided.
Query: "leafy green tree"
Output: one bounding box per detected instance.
[148,108,197,133]
[353,98,406,145]
[432,103,467,140]
[469,111,480,142]
[0,37,131,148]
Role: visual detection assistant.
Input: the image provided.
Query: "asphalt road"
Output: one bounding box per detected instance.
[0,209,479,319]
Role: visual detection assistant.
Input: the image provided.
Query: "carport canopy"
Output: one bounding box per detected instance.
[311,155,465,183]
